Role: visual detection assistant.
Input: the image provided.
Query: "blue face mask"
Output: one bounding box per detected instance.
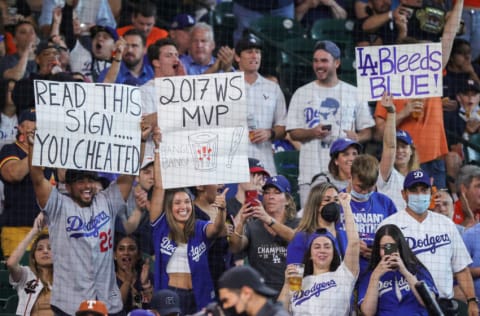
[351,189,373,201]
[408,194,431,214]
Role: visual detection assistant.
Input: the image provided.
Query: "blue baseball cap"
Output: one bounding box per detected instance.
[314,40,341,59]
[403,170,431,189]
[90,25,119,41]
[329,138,362,157]
[150,290,181,315]
[127,310,155,316]
[170,13,195,30]
[396,130,413,145]
[263,175,291,193]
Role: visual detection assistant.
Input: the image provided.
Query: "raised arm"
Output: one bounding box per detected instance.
[122,186,148,234]
[378,93,396,182]
[6,213,46,282]
[149,127,165,223]
[442,0,464,69]
[228,203,252,253]
[205,187,228,238]
[340,192,359,275]
[28,134,53,209]
[101,37,126,83]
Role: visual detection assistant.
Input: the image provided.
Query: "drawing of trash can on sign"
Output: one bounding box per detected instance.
[189,132,218,171]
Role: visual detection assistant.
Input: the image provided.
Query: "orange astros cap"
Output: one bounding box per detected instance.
[75,300,108,316]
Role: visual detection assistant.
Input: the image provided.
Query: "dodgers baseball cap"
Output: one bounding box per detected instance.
[218,265,278,297]
[248,158,270,176]
[329,138,362,157]
[314,40,341,59]
[404,169,431,189]
[396,130,413,145]
[18,108,36,124]
[90,25,119,41]
[263,175,291,193]
[150,290,181,315]
[76,300,108,316]
[235,35,263,55]
[170,13,195,30]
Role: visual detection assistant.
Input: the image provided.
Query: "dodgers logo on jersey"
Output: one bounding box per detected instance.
[292,279,337,306]
[160,237,176,256]
[190,242,207,262]
[66,211,110,238]
[304,97,340,128]
[405,233,451,255]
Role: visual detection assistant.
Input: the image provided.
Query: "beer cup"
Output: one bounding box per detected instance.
[287,263,304,291]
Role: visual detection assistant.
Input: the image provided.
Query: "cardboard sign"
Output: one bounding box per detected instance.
[355,43,443,101]
[155,73,249,188]
[33,80,142,175]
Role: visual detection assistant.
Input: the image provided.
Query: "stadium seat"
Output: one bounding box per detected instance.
[212,1,236,48]
[249,16,307,76]
[0,294,18,315]
[465,133,480,165]
[339,55,357,86]
[0,270,15,309]
[278,38,317,101]
[310,18,355,44]
[274,151,300,209]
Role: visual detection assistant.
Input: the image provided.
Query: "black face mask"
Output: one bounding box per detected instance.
[222,307,247,316]
[321,202,340,223]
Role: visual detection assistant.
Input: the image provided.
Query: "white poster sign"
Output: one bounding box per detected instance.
[355,43,443,101]
[33,80,142,175]
[155,72,249,188]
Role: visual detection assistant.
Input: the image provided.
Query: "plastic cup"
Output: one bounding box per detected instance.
[287,263,304,291]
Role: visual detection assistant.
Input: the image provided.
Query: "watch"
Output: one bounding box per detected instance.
[268,218,276,227]
[467,297,479,304]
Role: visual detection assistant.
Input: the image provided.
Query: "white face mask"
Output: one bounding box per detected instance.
[408,193,431,214]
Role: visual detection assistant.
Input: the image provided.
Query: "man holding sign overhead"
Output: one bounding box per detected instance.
[286,40,375,207]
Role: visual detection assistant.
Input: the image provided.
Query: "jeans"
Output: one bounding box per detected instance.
[232,2,294,44]
[168,286,197,315]
[420,158,446,189]
[460,8,480,61]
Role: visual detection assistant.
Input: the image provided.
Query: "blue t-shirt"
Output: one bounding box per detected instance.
[97,61,153,85]
[358,266,437,316]
[341,191,397,274]
[463,223,480,301]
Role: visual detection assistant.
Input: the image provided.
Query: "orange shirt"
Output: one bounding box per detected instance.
[375,97,449,163]
[5,32,16,55]
[116,25,168,47]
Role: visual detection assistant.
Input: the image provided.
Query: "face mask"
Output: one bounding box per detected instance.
[321,202,340,223]
[351,189,373,201]
[222,307,246,316]
[408,194,431,214]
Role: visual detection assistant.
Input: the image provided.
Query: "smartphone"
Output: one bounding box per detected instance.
[322,124,332,131]
[383,243,398,255]
[245,190,259,206]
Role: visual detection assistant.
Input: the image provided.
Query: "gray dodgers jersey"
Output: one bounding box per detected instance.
[44,182,125,315]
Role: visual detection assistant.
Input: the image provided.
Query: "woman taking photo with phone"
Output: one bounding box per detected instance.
[229,175,299,296]
[359,224,437,316]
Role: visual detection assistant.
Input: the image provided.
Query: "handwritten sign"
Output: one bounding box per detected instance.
[33,80,142,175]
[355,43,443,101]
[155,72,249,188]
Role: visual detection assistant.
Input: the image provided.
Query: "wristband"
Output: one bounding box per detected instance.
[113,58,121,62]
[388,11,393,20]
[467,297,479,304]
[154,148,160,153]
[268,218,276,227]
[386,107,395,113]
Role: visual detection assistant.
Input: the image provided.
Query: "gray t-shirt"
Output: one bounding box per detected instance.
[43,182,125,315]
[245,217,299,293]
